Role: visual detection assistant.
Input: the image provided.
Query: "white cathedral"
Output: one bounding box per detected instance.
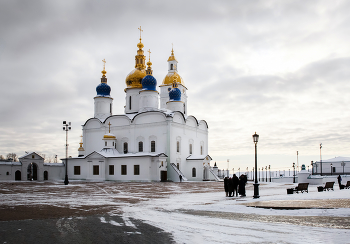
[66,35,219,182]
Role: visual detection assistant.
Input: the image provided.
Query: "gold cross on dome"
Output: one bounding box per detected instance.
[148,49,151,61]
[102,59,106,70]
[138,26,143,40]
[108,122,111,133]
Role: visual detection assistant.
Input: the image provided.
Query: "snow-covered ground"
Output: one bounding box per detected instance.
[1,181,349,243]
[120,182,350,244]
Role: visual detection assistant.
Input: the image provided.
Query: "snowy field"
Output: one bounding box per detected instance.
[120,182,350,244]
[1,181,349,243]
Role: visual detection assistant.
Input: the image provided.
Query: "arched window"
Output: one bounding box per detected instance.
[129,96,132,110]
[189,144,193,154]
[110,104,112,114]
[177,141,180,153]
[105,141,107,146]
[192,168,196,177]
[139,141,143,152]
[124,142,128,154]
[201,146,203,155]
[170,63,173,70]
[151,141,156,152]
[44,171,48,180]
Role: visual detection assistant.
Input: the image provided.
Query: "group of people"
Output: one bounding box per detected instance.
[224,174,248,197]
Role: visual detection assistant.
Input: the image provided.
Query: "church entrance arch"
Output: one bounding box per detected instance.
[203,166,209,181]
[44,171,48,180]
[27,163,38,180]
[161,171,167,182]
[15,170,21,181]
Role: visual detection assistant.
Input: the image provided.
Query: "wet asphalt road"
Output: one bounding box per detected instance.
[0,214,175,244]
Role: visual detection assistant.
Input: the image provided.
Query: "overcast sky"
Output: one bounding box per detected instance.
[1,0,350,172]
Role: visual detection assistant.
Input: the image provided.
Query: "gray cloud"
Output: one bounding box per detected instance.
[1,0,350,171]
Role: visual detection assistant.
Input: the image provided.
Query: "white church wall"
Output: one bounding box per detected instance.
[167,118,208,181]
[94,97,112,121]
[0,164,21,180]
[159,85,170,110]
[139,91,159,110]
[43,164,65,180]
[125,88,141,114]
[186,116,197,127]
[107,157,164,181]
[108,116,132,127]
[133,112,166,125]
[185,160,204,181]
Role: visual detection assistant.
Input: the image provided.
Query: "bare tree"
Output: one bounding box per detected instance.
[37,152,46,161]
[6,153,18,162]
[0,155,4,160]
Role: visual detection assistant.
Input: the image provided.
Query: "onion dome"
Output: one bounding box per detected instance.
[169,81,181,101]
[141,49,157,91]
[163,72,184,86]
[96,59,111,97]
[125,27,146,89]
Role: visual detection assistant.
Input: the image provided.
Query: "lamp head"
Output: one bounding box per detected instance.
[252,132,259,144]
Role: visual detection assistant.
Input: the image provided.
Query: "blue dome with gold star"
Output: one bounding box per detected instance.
[142,75,157,91]
[96,82,111,97]
[169,86,181,101]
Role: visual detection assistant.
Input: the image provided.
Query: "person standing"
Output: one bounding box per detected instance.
[338,175,342,189]
[228,177,234,197]
[232,174,239,197]
[224,177,229,197]
[238,174,247,197]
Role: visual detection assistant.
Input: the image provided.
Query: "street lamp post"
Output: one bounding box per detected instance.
[63,121,71,185]
[252,167,254,181]
[293,162,296,183]
[341,162,346,175]
[269,165,271,182]
[265,166,267,182]
[320,143,323,176]
[253,132,259,198]
[330,163,333,176]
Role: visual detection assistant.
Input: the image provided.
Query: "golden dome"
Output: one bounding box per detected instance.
[162,72,185,86]
[125,68,146,89]
[103,133,116,139]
